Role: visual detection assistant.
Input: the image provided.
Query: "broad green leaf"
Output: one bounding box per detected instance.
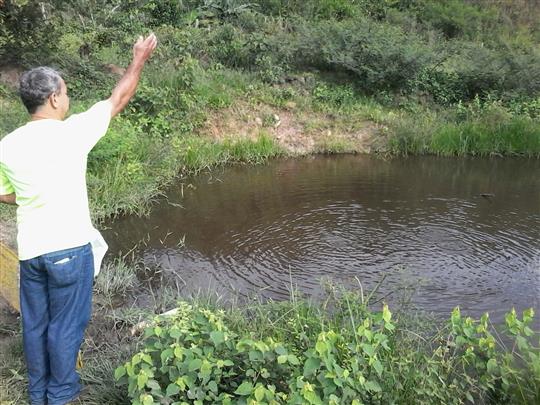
[142,354,153,365]
[200,360,212,378]
[236,339,255,351]
[234,381,254,396]
[142,394,154,405]
[364,380,381,393]
[277,355,288,364]
[303,357,320,376]
[315,340,326,355]
[188,358,202,372]
[255,341,269,352]
[275,346,287,355]
[208,380,218,393]
[287,354,300,365]
[487,358,498,375]
[382,304,392,323]
[516,335,528,351]
[161,349,173,364]
[176,377,186,391]
[384,322,395,332]
[174,347,184,359]
[210,331,225,346]
[362,344,375,357]
[303,390,323,405]
[137,373,148,390]
[170,328,181,339]
[254,385,265,401]
[114,366,126,380]
[373,360,383,377]
[166,383,180,397]
[146,379,161,390]
[249,350,263,362]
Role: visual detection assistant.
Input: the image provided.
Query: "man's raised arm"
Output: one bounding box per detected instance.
[108,34,158,118]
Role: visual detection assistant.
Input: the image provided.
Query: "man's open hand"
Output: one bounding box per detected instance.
[133,33,158,62]
[109,33,158,117]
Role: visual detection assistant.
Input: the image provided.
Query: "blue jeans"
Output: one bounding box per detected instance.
[19,243,94,405]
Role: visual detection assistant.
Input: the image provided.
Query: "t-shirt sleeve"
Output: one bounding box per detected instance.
[0,163,15,195]
[65,100,113,154]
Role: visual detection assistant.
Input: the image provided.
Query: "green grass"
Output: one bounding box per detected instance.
[386,107,540,157]
[430,116,540,157]
[0,316,25,405]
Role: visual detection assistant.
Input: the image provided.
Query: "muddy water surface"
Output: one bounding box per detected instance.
[105,156,540,325]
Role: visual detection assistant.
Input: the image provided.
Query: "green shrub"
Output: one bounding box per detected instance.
[115,302,292,404]
[312,83,355,108]
[0,1,62,65]
[416,0,499,40]
[451,43,540,101]
[297,18,437,93]
[115,296,540,404]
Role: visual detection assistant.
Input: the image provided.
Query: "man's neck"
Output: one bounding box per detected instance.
[31,107,63,121]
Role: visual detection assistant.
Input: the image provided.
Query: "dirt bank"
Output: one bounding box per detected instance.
[201,100,381,155]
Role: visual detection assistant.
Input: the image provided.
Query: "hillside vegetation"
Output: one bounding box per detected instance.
[1,0,539,219]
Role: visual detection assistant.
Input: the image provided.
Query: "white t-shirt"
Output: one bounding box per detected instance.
[0,100,112,260]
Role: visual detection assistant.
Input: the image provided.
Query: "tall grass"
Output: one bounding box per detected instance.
[387,109,540,157]
[431,116,540,157]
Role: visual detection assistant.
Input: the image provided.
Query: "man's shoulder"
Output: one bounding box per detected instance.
[1,124,28,148]
[1,120,60,152]
[65,100,113,123]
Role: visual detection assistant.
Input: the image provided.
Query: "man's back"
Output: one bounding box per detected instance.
[0,101,111,260]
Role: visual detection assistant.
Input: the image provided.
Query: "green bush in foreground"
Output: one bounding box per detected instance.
[115,297,539,405]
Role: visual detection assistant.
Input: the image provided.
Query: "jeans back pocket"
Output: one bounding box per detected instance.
[44,245,89,288]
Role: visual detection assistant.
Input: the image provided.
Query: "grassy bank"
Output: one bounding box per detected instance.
[2,258,538,404]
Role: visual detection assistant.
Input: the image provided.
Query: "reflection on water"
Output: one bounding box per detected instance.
[105,155,540,325]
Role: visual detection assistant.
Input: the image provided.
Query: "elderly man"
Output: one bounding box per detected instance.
[0,34,157,405]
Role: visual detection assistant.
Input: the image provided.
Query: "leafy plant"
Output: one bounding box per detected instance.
[115,297,539,404]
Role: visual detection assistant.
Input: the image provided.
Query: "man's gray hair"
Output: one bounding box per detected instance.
[19,67,63,114]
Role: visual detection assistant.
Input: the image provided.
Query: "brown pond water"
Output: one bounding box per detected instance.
[104,155,540,325]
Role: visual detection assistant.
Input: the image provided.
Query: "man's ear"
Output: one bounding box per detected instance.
[49,92,59,109]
